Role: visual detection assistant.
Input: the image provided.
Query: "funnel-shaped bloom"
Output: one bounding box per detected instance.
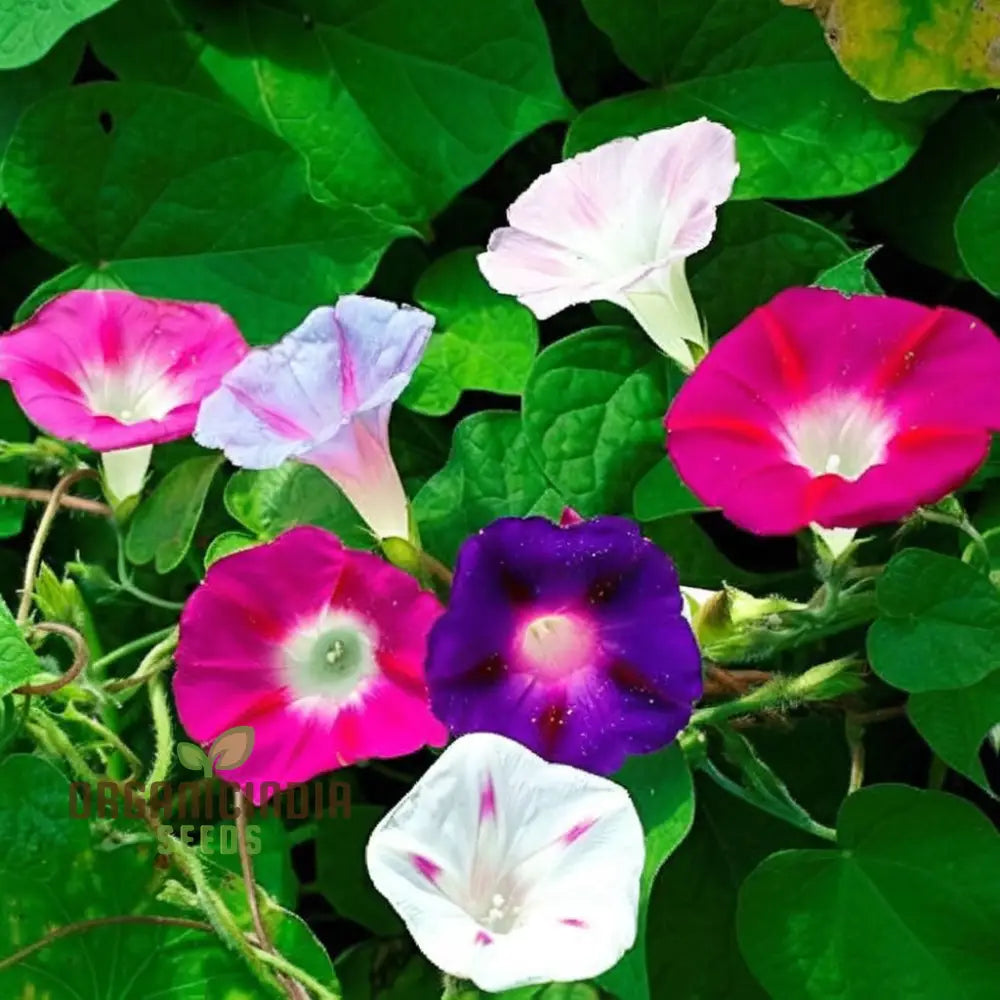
[425,516,702,775]
[174,525,447,803]
[195,296,433,541]
[667,288,1000,536]
[0,290,247,503]
[477,119,738,370]
[366,732,643,991]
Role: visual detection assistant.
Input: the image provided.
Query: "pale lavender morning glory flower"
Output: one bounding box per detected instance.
[195,296,434,541]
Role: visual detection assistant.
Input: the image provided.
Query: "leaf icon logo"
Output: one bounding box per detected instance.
[176,741,212,777]
[208,725,255,772]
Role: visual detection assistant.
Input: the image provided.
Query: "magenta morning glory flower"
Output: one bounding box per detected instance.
[174,525,447,803]
[666,288,1000,550]
[424,516,702,774]
[477,119,738,370]
[0,290,248,504]
[366,732,643,991]
[194,296,434,541]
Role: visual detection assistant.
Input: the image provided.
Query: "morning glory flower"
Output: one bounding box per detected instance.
[666,287,1000,552]
[173,525,447,803]
[365,732,644,991]
[195,295,434,541]
[477,119,738,370]
[424,516,702,774]
[0,290,248,504]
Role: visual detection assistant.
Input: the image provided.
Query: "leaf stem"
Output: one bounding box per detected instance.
[93,627,177,675]
[115,537,185,611]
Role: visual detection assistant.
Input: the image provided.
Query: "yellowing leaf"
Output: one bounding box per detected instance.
[784,0,1000,100]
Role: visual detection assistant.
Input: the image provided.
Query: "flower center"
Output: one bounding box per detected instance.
[83,364,183,425]
[479,890,524,934]
[518,612,596,679]
[280,608,377,707]
[783,394,895,482]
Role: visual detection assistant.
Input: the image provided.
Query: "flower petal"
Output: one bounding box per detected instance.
[366,733,643,991]
[0,289,247,451]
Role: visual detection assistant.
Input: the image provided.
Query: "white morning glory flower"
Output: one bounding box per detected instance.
[365,732,644,992]
[477,119,738,371]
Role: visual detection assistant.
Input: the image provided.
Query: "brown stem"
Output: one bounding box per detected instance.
[848,705,906,725]
[16,468,100,625]
[703,664,772,698]
[236,791,304,1000]
[0,484,111,517]
[0,915,212,972]
[14,621,88,695]
[419,551,453,586]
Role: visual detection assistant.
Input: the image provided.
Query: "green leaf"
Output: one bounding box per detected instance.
[689,201,854,337]
[737,785,1000,1000]
[957,164,1000,296]
[0,34,83,203]
[0,755,88,880]
[0,384,30,538]
[0,0,115,69]
[523,326,679,517]
[204,532,258,569]
[599,744,694,1000]
[4,82,398,345]
[582,0,794,84]
[704,729,835,841]
[390,408,451,497]
[789,0,1000,102]
[0,597,40,697]
[402,249,539,416]
[225,463,372,550]
[632,459,706,522]
[813,249,884,295]
[126,455,223,574]
[567,0,937,201]
[89,0,570,226]
[868,549,1000,692]
[907,672,1000,791]
[413,411,564,566]
[643,516,774,590]
[649,776,821,1000]
[0,763,338,998]
[316,804,402,936]
[864,100,1000,279]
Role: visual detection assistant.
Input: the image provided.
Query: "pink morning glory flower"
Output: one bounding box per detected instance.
[0,290,248,504]
[195,295,433,541]
[666,288,1000,547]
[424,516,702,775]
[173,525,447,803]
[477,119,738,370]
[365,732,643,992]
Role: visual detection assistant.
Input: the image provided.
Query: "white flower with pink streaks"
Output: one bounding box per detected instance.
[478,119,738,371]
[365,732,644,992]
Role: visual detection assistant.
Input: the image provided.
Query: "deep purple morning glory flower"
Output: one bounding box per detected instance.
[425,516,702,774]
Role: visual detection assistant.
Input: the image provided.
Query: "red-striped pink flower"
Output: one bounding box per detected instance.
[666,288,1000,545]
